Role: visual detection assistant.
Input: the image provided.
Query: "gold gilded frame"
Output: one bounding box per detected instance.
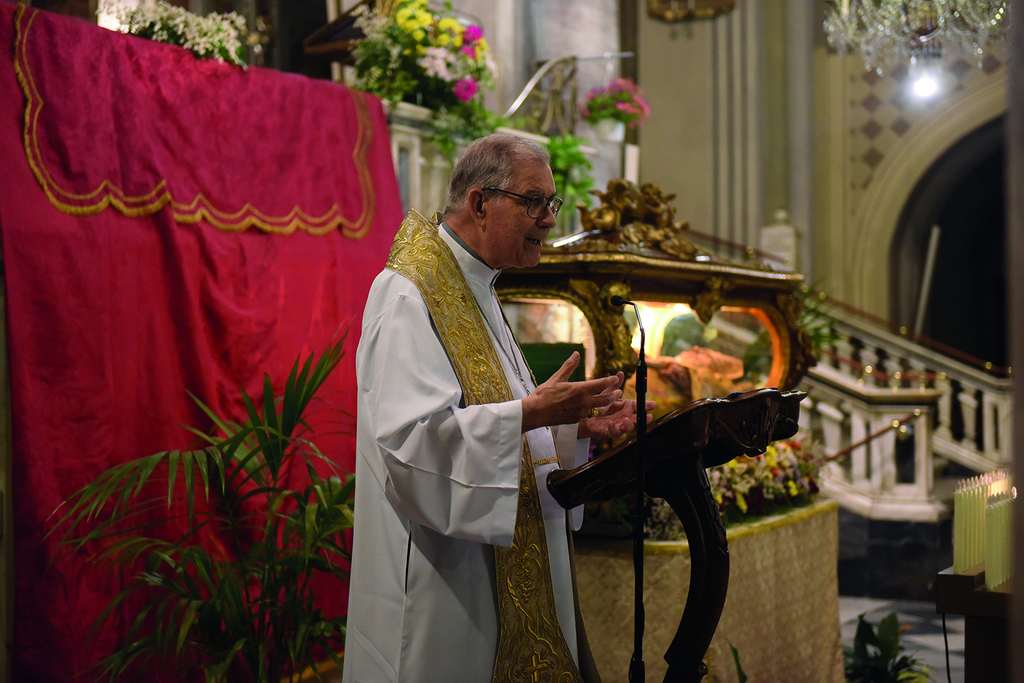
[647,0,737,23]
[497,181,814,390]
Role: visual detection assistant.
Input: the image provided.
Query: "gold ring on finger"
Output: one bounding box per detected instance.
[590,408,601,418]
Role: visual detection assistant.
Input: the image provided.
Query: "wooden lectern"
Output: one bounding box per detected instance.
[548,388,805,683]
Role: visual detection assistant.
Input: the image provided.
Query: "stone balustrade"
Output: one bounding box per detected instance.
[804,363,945,521]
[803,307,1012,522]
[817,307,1013,472]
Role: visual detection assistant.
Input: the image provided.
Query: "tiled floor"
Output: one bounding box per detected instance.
[839,596,965,682]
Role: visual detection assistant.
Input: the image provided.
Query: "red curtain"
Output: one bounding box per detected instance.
[0,5,402,679]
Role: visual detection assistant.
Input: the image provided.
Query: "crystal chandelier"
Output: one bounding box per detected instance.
[823,0,1007,76]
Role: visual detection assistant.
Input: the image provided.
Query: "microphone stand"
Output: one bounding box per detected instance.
[614,296,647,683]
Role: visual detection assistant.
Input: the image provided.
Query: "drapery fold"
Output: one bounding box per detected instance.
[11,3,377,236]
[0,5,402,679]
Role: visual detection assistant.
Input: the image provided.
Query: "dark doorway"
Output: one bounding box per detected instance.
[891,116,1007,366]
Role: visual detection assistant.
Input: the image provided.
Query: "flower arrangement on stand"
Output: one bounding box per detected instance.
[580,77,651,142]
[98,0,248,67]
[646,436,824,540]
[353,0,501,158]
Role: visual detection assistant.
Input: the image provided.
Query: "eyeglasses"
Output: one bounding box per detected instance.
[482,187,564,219]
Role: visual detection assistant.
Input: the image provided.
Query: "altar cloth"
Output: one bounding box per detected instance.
[10,3,379,236]
[575,500,845,682]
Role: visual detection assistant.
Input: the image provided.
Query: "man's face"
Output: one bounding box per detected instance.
[480,159,557,269]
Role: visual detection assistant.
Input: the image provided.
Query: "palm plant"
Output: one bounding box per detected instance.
[50,341,354,682]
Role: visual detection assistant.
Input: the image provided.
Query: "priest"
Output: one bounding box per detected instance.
[343,133,645,682]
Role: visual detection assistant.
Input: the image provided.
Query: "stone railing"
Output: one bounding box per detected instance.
[802,364,946,521]
[818,308,1013,471]
[801,307,1013,521]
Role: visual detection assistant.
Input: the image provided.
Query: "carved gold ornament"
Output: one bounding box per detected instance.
[647,0,737,23]
[776,291,818,387]
[694,276,733,324]
[576,179,705,261]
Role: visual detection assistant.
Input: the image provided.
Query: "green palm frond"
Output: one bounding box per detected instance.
[51,339,353,682]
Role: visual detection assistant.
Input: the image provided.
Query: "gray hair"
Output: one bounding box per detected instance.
[444,133,550,214]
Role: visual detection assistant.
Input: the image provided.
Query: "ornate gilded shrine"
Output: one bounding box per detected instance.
[497,180,816,415]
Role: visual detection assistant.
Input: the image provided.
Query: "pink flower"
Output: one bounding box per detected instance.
[636,95,651,116]
[463,24,484,44]
[610,77,638,94]
[453,77,479,102]
[461,44,477,59]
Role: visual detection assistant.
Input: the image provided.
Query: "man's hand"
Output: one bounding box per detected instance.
[578,399,657,441]
[521,351,624,432]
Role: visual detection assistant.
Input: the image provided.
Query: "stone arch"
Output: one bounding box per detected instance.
[889,117,1005,335]
[848,77,1006,317]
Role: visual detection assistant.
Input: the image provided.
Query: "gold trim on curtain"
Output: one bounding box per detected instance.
[12,5,376,237]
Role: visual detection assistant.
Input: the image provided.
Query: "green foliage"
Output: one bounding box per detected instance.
[844,613,930,683]
[51,341,353,682]
[799,286,841,360]
[659,313,710,357]
[546,134,594,233]
[429,100,508,162]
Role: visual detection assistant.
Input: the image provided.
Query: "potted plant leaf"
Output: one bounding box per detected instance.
[844,613,930,683]
[50,341,354,682]
[547,133,595,234]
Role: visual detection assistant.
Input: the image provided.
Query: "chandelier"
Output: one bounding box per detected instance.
[823,0,1007,76]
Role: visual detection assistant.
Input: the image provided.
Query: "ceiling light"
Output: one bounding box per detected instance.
[823,0,1007,76]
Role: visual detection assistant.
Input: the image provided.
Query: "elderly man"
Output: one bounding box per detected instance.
[344,133,643,682]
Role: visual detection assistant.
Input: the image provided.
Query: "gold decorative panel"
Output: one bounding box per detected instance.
[498,179,814,402]
[646,0,736,23]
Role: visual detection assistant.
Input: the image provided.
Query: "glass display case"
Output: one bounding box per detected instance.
[498,180,816,421]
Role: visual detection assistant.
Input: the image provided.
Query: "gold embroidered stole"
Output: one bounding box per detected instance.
[386,211,581,683]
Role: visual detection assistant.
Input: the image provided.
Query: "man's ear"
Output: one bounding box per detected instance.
[467,188,485,218]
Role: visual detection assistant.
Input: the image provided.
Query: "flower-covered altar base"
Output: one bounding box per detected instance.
[575,500,845,682]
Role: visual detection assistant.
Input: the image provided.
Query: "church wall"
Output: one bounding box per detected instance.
[637,10,716,238]
[453,0,620,115]
[449,0,528,113]
[452,0,622,192]
[811,36,1007,319]
[759,0,789,227]
[633,0,1007,323]
[635,2,767,256]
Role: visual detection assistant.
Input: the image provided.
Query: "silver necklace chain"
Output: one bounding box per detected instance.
[478,289,531,394]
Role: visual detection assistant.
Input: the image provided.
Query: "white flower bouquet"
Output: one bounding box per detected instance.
[99,0,247,67]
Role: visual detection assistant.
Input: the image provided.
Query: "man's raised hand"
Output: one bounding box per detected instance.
[578,399,657,441]
[521,351,625,433]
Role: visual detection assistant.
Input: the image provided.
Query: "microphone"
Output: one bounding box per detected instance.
[609,296,645,366]
[610,294,648,683]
